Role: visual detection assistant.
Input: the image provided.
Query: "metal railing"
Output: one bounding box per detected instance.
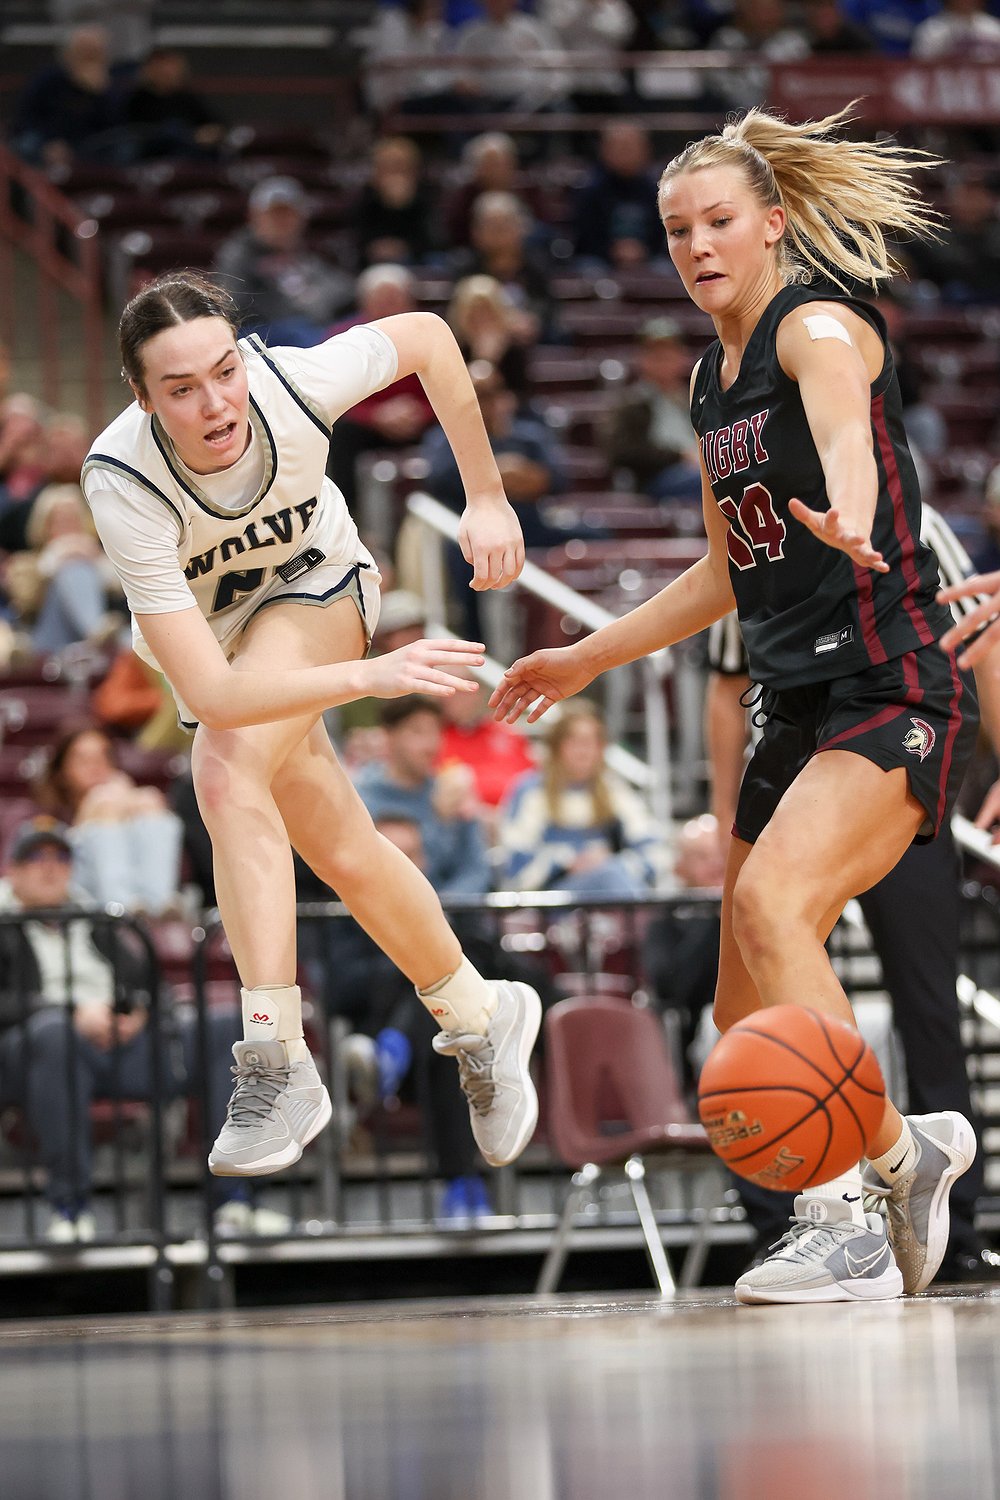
[405,489,685,828]
[0,880,997,1309]
[0,144,106,434]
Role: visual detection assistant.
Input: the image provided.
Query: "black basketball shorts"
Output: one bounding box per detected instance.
[734,644,979,846]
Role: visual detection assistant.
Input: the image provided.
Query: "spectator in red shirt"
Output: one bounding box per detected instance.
[438,666,536,832]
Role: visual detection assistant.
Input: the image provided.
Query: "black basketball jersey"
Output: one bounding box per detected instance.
[690,282,953,690]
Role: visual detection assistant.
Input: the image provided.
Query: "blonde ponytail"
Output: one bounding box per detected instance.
[658,104,943,289]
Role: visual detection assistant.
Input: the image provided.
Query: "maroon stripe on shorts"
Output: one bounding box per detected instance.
[871,394,935,647]
[935,652,964,829]
[819,702,905,751]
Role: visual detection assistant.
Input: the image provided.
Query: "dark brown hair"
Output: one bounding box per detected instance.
[119,270,240,395]
[33,720,117,818]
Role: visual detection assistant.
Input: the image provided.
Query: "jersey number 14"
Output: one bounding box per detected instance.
[718,484,786,570]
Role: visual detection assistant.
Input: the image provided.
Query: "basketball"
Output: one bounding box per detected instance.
[697,1005,887,1192]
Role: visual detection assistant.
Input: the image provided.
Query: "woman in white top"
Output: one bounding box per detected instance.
[82,270,542,1180]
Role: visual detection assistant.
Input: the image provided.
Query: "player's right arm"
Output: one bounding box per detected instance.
[490,361,736,723]
[136,606,484,729]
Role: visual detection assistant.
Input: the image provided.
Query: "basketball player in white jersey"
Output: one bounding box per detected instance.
[81,271,542,1180]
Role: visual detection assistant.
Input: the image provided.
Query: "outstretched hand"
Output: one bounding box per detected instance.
[938,570,1000,669]
[488,646,592,723]
[788,498,888,572]
[363,638,485,699]
[459,497,525,592]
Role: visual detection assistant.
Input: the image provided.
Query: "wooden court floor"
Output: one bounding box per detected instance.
[0,1284,998,1500]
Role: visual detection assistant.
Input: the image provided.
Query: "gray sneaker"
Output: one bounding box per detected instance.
[862,1110,977,1294]
[735,1195,904,1305]
[208,1040,332,1177]
[432,981,541,1168]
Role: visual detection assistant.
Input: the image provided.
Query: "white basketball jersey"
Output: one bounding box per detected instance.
[81,325,397,665]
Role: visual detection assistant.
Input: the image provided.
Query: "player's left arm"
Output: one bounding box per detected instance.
[373,311,524,592]
[776,302,888,574]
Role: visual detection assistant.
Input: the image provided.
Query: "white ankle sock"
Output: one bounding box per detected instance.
[241,984,309,1062]
[417,955,497,1035]
[801,1166,867,1227]
[868,1119,917,1185]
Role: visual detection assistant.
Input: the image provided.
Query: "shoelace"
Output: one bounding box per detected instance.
[441,1034,497,1116]
[764,1214,857,1263]
[863,1182,913,1252]
[225,1060,290,1128]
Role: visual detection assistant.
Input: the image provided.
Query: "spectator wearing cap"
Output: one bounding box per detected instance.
[599,316,702,504]
[0,816,261,1242]
[213,176,354,346]
[571,123,667,271]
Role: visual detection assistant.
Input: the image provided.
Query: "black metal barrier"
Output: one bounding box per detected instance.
[0,886,998,1311]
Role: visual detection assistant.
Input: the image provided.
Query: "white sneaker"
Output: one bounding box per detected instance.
[735,1195,904,1305]
[213,1200,293,1238]
[862,1110,977,1294]
[45,1211,97,1244]
[432,981,541,1168]
[208,1040,332,1177]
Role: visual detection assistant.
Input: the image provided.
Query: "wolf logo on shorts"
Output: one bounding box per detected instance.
[903,718,936,763]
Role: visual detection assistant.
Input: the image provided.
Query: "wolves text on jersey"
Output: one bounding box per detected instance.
[700,408,770,485]
[184,497,318,582]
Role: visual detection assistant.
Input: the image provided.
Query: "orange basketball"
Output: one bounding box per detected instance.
[696,1005,887,1192]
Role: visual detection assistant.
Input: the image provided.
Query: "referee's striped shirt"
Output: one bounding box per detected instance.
[707,503,984,678]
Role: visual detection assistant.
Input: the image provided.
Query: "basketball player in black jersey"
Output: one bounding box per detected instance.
[491,105,979,1303]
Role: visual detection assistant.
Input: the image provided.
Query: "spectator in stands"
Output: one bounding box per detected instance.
[837,0,937,55]
[421,361,569,633]
[354,695,492,897]
[801,0,875,52]
[599,315,701,503]
[321,811,494,1225]
[448,191,559,342]
[537,0,637,114]
[51,0,154,66]
[498,699,660,895]
[2,483,119,658]
[974,466,1000,576]
[452,0,570,115]
[709,0,809,108]
[355,136,442,268]
[642,813,725,1086]
[437,665,537,831]
[10,24,122,169]
[213,176,354,346]
[571,122,666,271]
[33,722,183,916]
[122,46,225,161]
[446,275,534,404]
[444,132,533,249]
[363,0,463,119]
[0,815,270,1242]
[906,174,1000,304]
[912,0,1000,58]
[0,396,47,512]
[874,294,947,465]
[325,265,436,511]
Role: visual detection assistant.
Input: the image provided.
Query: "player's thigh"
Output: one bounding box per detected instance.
[270,718,380,883]
[192,597,367,794]
[743,748,925,923]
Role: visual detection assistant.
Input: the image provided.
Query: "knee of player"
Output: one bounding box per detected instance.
[729,867,786,963]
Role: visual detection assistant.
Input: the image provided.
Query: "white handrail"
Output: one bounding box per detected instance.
[405,490,672,823]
